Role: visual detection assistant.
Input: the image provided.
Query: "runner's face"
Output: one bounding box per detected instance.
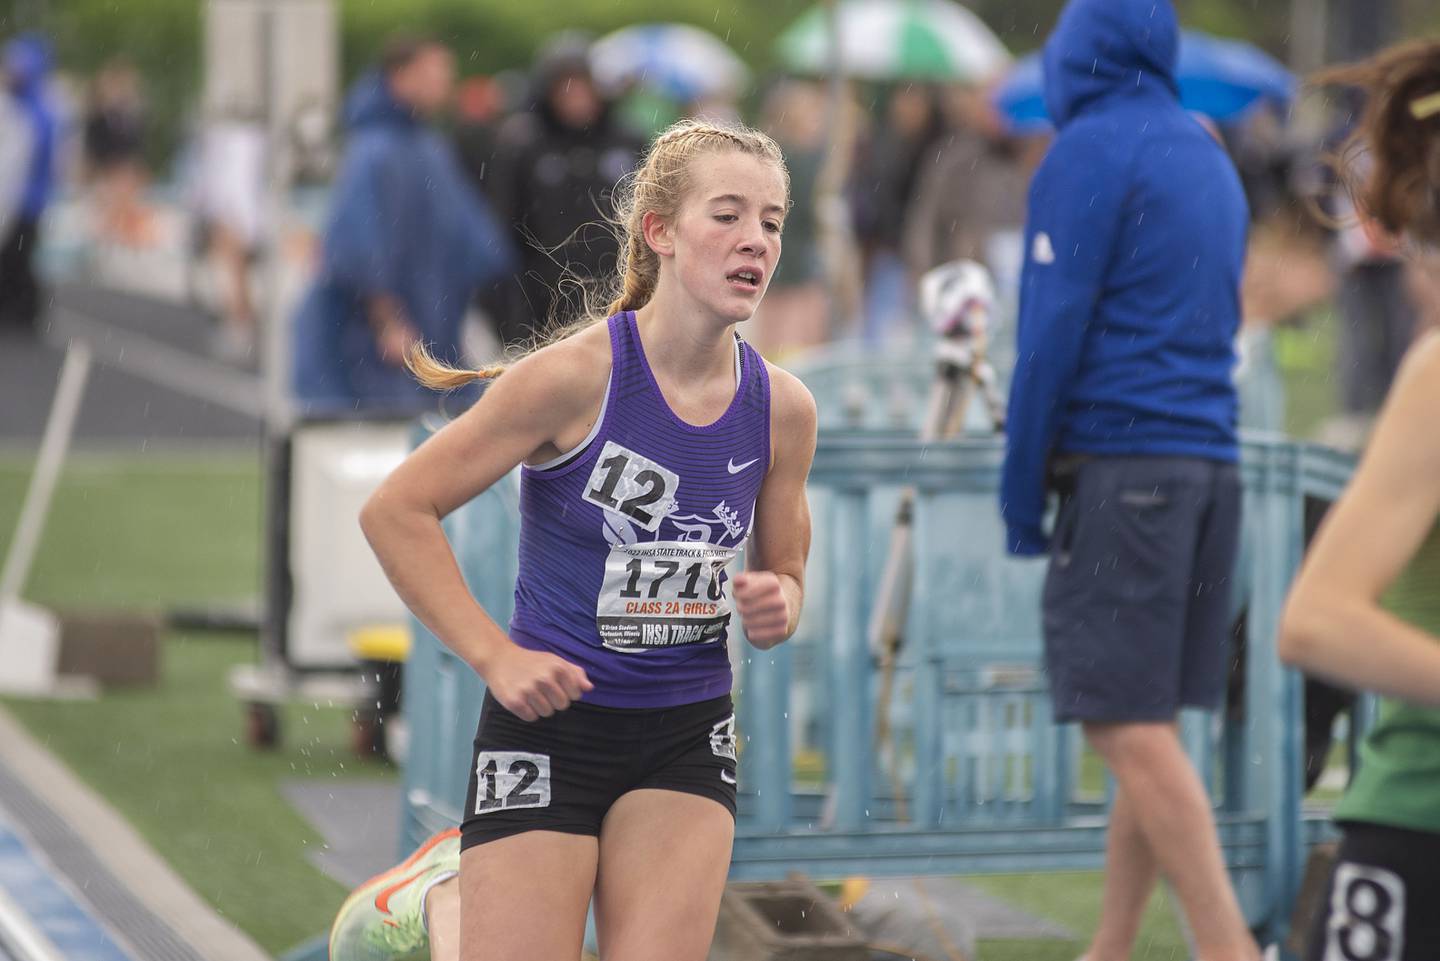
[668,151,786,325]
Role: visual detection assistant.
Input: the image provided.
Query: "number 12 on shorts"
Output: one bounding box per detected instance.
[474,752,551,815]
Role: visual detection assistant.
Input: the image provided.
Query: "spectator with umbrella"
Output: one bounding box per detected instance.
[774,0,1013,344]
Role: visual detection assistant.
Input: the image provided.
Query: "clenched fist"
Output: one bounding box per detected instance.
[483,645,593,722]
[733,570,792,649]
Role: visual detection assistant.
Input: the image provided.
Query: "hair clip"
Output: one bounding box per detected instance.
[1411,91,1440,120]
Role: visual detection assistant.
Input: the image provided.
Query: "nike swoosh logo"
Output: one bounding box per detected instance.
[374,869,426,915]
[720,770,737,785]
[727,457,759,474]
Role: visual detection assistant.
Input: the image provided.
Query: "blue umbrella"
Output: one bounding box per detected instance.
[994,30,1295,132]
[591,23,750,103]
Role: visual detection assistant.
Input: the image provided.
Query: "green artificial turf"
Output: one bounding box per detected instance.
[0,454,395,955]
[1273,306,1341,440]
[969,871,1189,959]
[4,632,393,955]
[0,451,263,609]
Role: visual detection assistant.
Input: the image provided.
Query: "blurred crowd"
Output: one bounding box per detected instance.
[3,21,1438,432]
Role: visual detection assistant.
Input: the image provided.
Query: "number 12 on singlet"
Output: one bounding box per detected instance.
[583,441,679,533]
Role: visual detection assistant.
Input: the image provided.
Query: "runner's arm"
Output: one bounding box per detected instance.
[360,335,607,676]
[1279,333,1440,705]
[735,366,818,649]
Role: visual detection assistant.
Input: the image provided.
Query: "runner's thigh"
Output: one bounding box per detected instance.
[459,831,597,961]
[594,789,735,961]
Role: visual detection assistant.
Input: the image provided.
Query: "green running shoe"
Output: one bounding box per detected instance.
[329,828,460,961]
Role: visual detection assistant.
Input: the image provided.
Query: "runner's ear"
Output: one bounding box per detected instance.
[641,210,674,258]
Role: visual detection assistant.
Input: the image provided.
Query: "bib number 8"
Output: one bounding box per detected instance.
[1324,862,1406,961]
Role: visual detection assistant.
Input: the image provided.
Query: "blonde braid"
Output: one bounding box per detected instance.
[605,232,660,315]
[405,342,505,391]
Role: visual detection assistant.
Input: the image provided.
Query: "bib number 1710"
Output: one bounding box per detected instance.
[619,558,725,601]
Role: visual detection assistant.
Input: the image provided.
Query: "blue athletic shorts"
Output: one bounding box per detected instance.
[1041,455,1241,724]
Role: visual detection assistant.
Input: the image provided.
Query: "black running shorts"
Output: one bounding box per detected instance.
[460,691,738,851]
[1305,822,1440,961]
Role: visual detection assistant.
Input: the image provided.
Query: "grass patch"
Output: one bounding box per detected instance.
[0,452,263,609]
[1274,306,1341,440]
[0,454,394,955]
[5,632,393,956]
[969,872,1188,959]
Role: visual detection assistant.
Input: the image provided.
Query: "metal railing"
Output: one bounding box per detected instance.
[400,425,1356,944]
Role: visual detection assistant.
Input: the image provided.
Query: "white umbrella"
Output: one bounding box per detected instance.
[777,0,1011,83]
[591,23,751,102]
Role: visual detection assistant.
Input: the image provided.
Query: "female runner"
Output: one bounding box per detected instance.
[329,117,817,961]
[1278,39,1440,961]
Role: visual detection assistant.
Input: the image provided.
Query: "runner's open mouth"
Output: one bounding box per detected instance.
[726,267,763,290]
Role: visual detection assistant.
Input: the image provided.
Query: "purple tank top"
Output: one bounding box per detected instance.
[507,312,771,708]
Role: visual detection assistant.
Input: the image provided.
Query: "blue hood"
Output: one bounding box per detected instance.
[292,66,516,414]
[1042,0,1180,128]
[5,33,56,217]
[342,71,417,131]
[4,33,51,96]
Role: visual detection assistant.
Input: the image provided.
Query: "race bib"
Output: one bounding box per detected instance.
[583,441,679,533]
[597,540,737,651]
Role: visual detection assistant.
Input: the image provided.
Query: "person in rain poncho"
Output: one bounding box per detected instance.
[0,34,58,336]
[998,1,1259,959]
[0,79,33,243]
[291,35,514,415]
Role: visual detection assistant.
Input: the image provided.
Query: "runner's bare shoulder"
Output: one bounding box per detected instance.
[486,320,614,448]
[760,361,818,467]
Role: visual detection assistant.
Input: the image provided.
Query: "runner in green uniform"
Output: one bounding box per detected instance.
[1278,38,1440,961]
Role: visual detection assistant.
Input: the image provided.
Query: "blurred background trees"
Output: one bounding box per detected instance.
[1,0,1437,173]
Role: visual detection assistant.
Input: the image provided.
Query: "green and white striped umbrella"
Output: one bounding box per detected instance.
[777,0,1011,83]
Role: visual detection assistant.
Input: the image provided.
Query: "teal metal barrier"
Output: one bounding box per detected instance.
[400,424,1355,945]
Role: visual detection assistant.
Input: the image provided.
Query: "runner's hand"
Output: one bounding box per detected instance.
[483,646,592,721]
[734,571,790,648]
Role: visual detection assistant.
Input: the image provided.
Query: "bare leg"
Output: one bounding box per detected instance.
[425,877,461,961]
[458,831,597,961]
[212,225,257,339]
[594,790,734,961]
[1083,721,1259,961]
[1087,786,1161,961]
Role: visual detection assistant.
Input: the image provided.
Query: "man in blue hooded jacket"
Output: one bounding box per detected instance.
[999,2,1258,958]
[292,36,514,415]
[0,34,57,336]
